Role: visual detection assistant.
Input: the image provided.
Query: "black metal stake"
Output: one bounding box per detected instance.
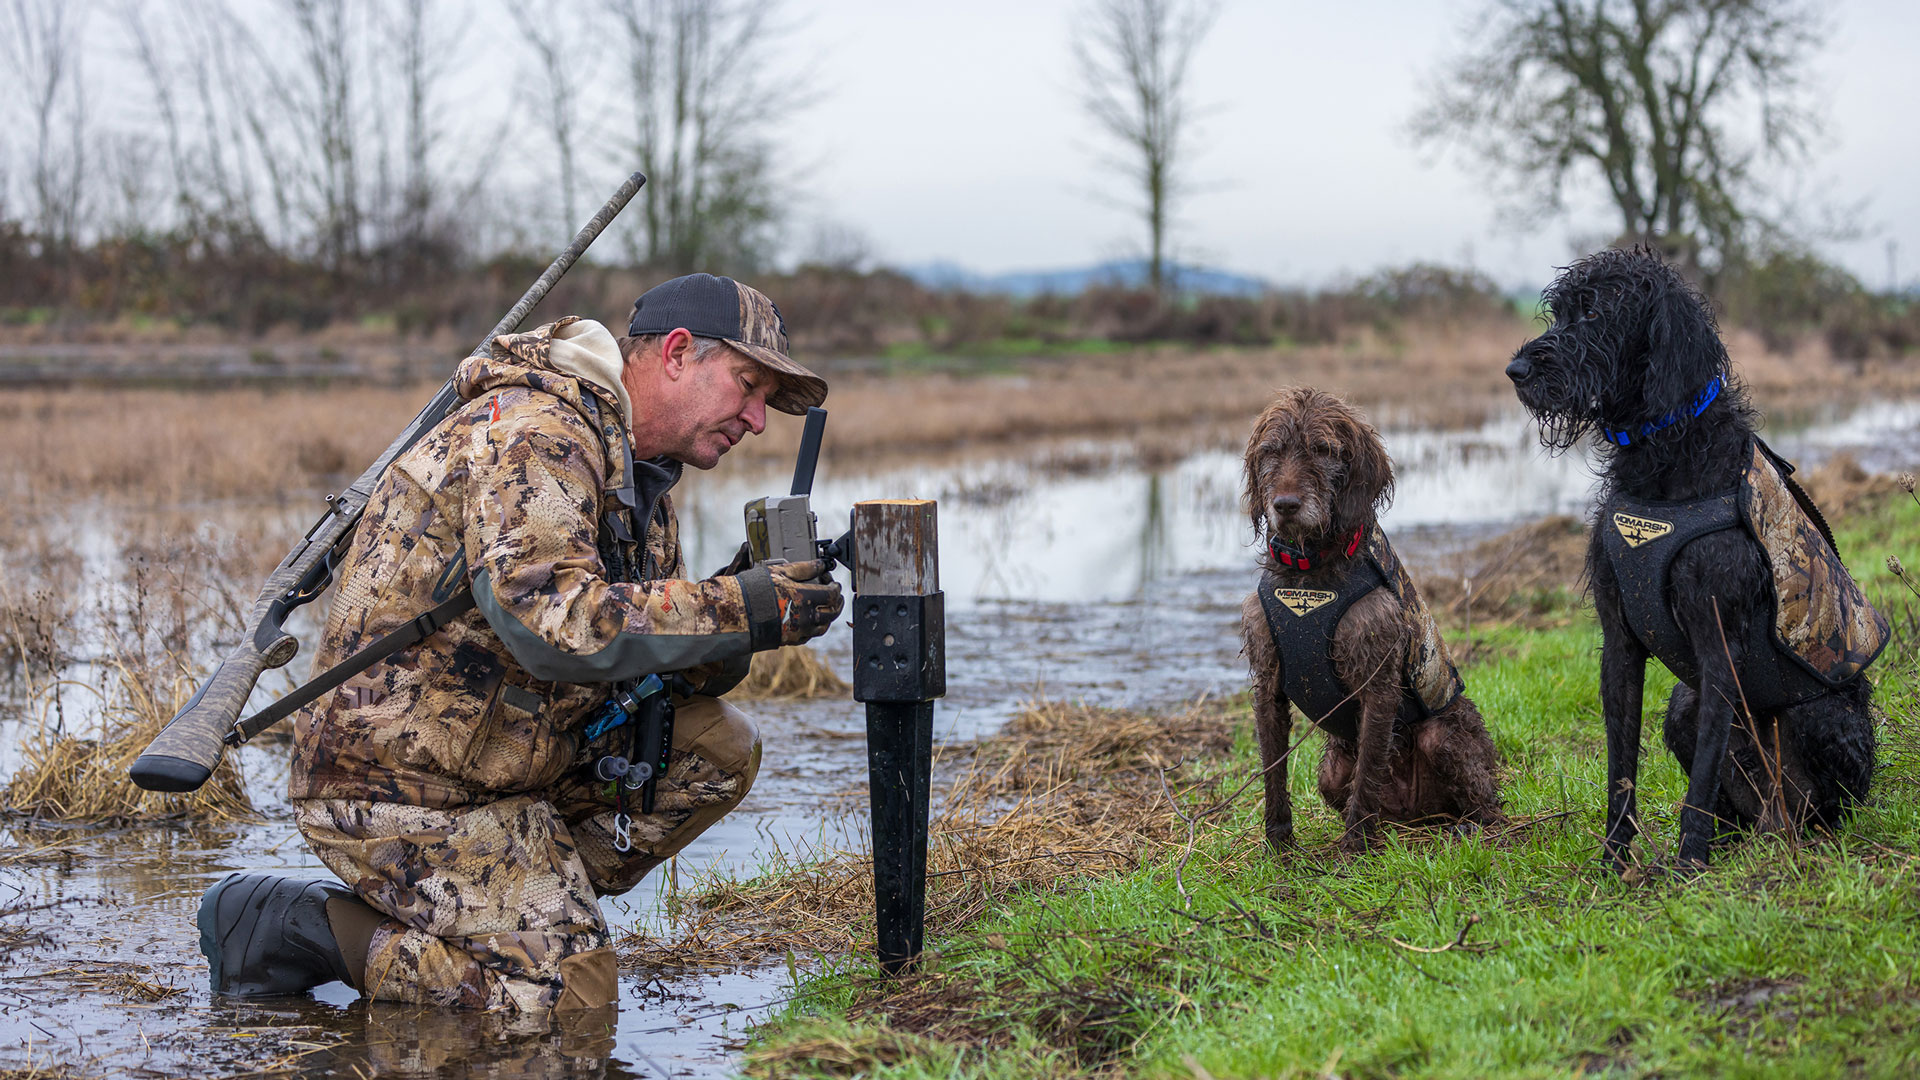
[850,500,944,976]
[866,700,933,972]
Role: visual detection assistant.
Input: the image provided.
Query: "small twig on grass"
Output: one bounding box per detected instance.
[1485,809,1577,842]
[1389,913,1498,955]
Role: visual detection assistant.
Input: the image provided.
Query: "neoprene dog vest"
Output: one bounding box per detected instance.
[1601,437,1889,708]
[1256,526,1464,741]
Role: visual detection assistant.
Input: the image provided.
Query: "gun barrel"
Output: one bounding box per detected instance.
[790,407,828,496]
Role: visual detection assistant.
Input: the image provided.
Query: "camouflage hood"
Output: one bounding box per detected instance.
[456,315,631,445]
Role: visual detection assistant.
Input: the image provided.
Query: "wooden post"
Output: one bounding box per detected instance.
[850,500,944,976]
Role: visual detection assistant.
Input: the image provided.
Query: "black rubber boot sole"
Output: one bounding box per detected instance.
[198,872,356,997]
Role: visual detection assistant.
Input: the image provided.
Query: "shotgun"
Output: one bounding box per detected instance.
[129,171,647,793]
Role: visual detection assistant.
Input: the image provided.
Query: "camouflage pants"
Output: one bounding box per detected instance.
[293,695,760,1014]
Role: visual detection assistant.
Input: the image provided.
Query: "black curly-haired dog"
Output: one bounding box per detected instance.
[1507,247,1885,872]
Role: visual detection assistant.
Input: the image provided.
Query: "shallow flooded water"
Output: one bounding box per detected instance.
[3,400,1914,1077]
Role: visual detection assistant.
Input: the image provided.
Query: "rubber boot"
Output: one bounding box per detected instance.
[198,872,359,996]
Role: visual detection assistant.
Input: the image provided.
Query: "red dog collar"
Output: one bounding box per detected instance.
[1267,528,1364,571]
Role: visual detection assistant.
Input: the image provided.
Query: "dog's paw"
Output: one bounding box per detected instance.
[1264,826,1296,854]
[1337,827,1373,855]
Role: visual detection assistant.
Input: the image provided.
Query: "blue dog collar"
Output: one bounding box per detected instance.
[1603,375,1723,447]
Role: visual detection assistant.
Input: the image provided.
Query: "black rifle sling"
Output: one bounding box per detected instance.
[227,584,476,745]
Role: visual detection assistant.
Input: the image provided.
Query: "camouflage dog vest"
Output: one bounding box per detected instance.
[1256,526,1464,741]
[1601,437,1889,707]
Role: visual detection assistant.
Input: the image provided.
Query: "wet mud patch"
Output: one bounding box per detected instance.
[1677,976,1809,1049]
[1567,1025,1639,1077]
[745,915,1272,1075]
[1682,974,1804,1015]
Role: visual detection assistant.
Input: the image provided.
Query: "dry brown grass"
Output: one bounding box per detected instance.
[1,653,255,823]
[0,840,80,867]
[619,695,1237,970]
[733,645,850,701]
[742,1029,947,1078]
[1800,452,1912,517]
[0,1064,100,1080]
[0,383,425,506]
[1,521,258,824]
[2,321,1907,505]
[35,961,187,1003]
[1419,515,1593,647]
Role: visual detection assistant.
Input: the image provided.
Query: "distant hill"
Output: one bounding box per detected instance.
[898,258,1269,297]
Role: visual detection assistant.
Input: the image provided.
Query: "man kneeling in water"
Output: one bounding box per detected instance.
[199,275,841,1013]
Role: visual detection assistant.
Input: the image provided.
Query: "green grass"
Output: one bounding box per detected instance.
[746,493,1920,1079]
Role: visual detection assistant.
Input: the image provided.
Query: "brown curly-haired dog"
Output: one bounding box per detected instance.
[1240,387,1503,853]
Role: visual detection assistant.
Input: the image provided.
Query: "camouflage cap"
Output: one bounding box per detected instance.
[627,274,827,415]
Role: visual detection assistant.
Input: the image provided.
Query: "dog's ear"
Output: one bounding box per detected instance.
[1244,410,1272,537]
[1333,411,1394,533]
[1642,271,1727,415]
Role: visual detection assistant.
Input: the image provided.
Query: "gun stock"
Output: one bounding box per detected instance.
[129,171,647,793]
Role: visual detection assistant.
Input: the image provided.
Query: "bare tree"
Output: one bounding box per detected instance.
[119,0,192,215]
[1073,0,1219,294]
[281,0,363,267]
[100,132,164,236]
[508,0,589,240]
[602,0,798,272]
[1412,0,1827,271]
[1,0,91,250]
[391,0,444,256]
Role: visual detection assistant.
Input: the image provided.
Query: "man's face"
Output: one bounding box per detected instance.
[658,344,771,469]
[677,348,771,468]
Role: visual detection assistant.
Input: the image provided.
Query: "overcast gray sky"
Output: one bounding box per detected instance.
[760,0,1919,291]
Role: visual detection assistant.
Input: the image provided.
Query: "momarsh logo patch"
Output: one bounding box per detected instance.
[1273,587,1338,616]
[1613,512,1673,548]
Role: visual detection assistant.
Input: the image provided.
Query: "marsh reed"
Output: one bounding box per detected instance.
[733,645,850,700]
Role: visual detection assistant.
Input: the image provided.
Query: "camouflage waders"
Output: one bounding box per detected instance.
[295,695,759,1012]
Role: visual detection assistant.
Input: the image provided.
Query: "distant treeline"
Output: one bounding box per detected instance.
[2,223,1915,361]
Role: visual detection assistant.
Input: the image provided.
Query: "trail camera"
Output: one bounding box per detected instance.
[746,407,827,566]
[745,495,819,565]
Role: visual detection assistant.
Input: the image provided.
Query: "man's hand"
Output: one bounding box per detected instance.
[769,560,842,645]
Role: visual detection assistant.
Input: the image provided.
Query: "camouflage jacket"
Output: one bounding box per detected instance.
[290,318,777,808]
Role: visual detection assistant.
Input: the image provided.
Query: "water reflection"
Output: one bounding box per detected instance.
[672,401,1920,609]
[671,411,1600,606]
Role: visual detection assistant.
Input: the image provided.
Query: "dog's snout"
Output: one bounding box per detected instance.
[1270,494,1303,516]
[1506,354,1534,383]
